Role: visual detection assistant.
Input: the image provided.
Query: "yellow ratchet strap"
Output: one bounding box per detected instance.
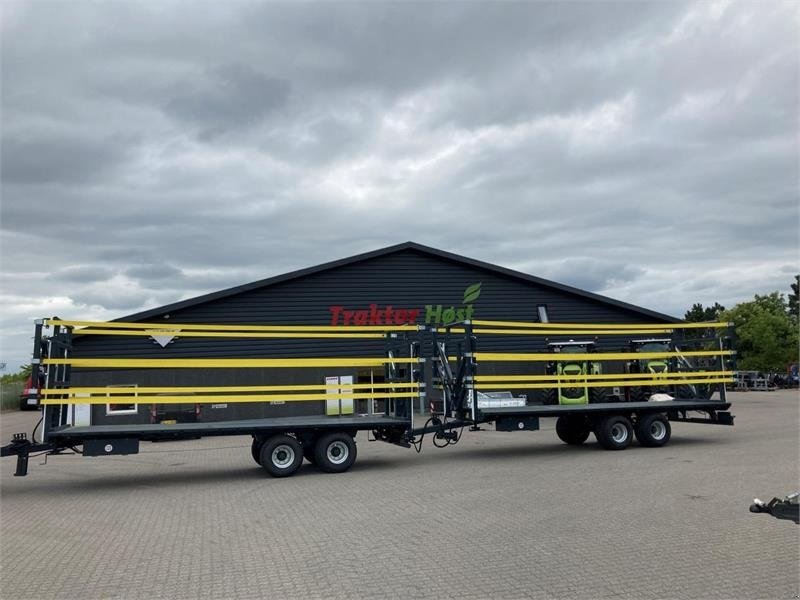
[44,319,419,333]
[477,377,732,390]
[445,328,676,336]
[42,357,421,368]
[474,350,733,362]
[40,391,420,405]
[68,329,386,339]
[475,371,733,383]
[470,320,730,330]
[41,382,421,395]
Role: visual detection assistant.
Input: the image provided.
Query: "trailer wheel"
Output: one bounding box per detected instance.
[555,416,590,445]
[303,444,317,465]
[594,415,633,450]
[250,438,262,465]
[635,413,671,447]
[314,432,357,473]
[259,435,303,477]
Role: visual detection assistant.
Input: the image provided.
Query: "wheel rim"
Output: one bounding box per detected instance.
[326,440,349,465]
[610,423,628,444]
[271,444,296,469]
[649,420,666,441]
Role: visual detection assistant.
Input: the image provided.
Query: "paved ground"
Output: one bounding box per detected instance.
[1,391,798,600]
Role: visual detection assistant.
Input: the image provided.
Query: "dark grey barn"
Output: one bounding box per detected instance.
[70,242,676,426]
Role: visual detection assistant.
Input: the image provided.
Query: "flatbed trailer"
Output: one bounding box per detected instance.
[2,317,736,478]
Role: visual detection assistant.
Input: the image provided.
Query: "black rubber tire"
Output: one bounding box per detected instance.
[629,386,648,402]
[303,444,317,465]
[250,438,262,465]
[542,388,558,406]
[555,416,591,445]
[695,384,714,400]
[594,415,633,450]
[259,434,303,477]
[634,413,671,447]
[314,432,357,473]
[589,386,607,404]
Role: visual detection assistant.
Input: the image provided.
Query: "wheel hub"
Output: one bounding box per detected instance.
[327,441,349,465]
[611,423,628,443]
[650,420,666,440]
[272,444,295,468]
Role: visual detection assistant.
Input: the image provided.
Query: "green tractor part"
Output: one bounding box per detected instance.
[674,353,716,400]
[542,341,606,405]
[627,338,673,401]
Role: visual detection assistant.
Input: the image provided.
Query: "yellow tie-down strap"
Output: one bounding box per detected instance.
[40,391,420,405]
[66,329,388,339]
[442,328,677,336]
[42,357,422,369]
[474,350,733,362]
[475,371,734,383]
[470,319,730,330]
[41,382,421,396]
[44,319,420,333]
[477,377,733,391]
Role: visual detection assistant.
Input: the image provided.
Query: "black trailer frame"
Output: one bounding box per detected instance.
[2,318,735,478]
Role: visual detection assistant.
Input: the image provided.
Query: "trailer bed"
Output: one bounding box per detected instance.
[48,414,410,442]
[479,399,731,420]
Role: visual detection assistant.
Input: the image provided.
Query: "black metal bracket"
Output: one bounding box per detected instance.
[749,493,799,524]
[667,410,734,426]
[0,433,54,476]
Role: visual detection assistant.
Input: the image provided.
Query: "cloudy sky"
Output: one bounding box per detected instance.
[1,1,798,369]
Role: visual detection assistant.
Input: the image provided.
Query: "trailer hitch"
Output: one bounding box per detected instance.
[749,492,799,524]
[0,433,54,476]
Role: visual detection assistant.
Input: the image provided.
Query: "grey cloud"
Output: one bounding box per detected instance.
[536,259,646,293]
[125,263,184,281]
[0,1,797,369]
[70,290,152,311]
[162,64,290,137]
[1,133,132,184]
[54,265,115,283]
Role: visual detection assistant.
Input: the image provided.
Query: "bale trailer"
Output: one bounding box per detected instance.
[2,318,735,478]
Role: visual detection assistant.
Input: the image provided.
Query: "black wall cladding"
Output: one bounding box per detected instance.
[68,246,674,423]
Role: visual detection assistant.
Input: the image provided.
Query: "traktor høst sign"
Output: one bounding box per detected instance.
[328,283,481,326]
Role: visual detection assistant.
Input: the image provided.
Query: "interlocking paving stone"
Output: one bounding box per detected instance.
[1,391,797,599]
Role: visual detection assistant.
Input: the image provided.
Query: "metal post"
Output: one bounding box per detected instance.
[465,321,476,423]
[719,333,728,403]
[409,341,414,429]
[31,320,44,441]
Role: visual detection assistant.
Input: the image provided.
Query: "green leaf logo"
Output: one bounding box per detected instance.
[463,282,482,304]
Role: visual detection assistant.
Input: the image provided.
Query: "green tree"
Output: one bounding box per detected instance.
[788,274,799,320]
[721,292,799,372]
[684,302,726,322]
[0,364,31,384]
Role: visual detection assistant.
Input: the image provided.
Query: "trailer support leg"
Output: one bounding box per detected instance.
[0,433,53,477]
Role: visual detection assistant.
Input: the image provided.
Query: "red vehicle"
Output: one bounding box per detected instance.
[18,375,40,411]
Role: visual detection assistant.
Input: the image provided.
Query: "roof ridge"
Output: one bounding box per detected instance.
[118,241,678,323]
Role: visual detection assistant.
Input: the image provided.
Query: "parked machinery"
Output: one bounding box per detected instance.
[542,341,607,405]
[626,338,673,402]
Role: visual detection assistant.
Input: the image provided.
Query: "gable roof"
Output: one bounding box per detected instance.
[121,241,678,323]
